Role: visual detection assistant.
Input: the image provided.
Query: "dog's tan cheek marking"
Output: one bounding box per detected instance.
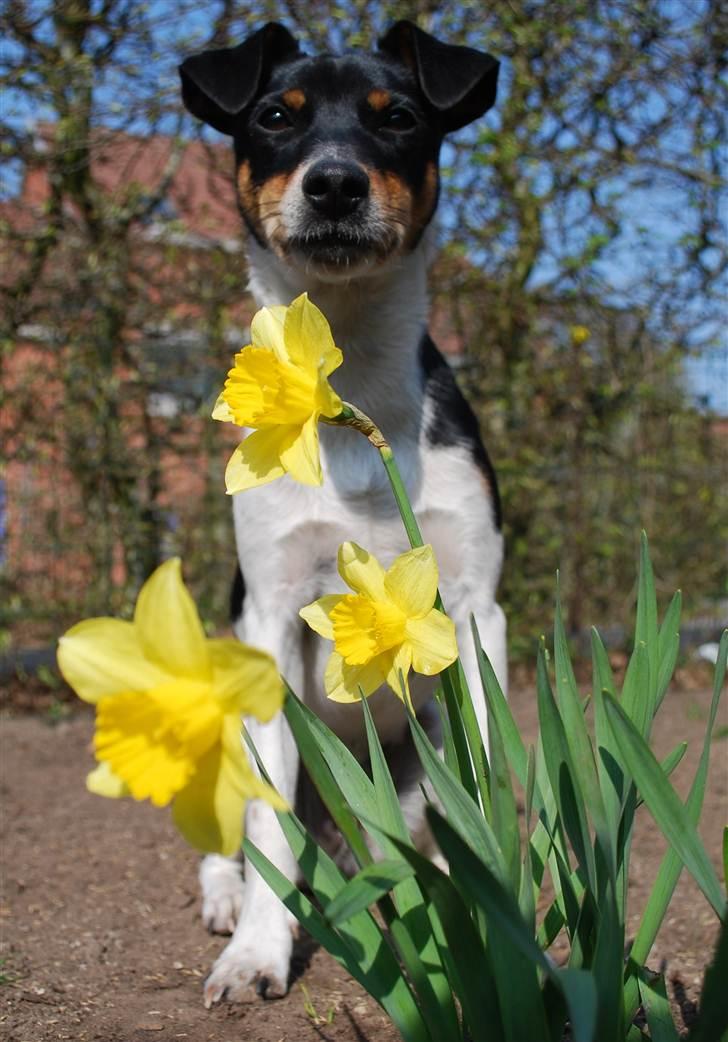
[282,88,306,111]
[237,160,263,237]
[406,160,438,248]
[258,171,295,248]
[368,169,412,215]
[367,168,412,253]
[367,88,391,112]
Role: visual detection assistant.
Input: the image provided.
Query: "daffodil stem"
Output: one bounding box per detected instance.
[330,402,488,806]
[328,404,425,548]
[379,445,424,550]
[379,438,489,809]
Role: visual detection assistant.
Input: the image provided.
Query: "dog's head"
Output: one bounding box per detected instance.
[180,22,498,279]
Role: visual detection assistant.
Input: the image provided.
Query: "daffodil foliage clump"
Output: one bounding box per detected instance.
[249,539,728,1042]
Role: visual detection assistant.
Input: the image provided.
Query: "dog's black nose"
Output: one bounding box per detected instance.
[302,160,369,218]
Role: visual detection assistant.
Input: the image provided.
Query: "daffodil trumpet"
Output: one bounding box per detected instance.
[57,558,286,856]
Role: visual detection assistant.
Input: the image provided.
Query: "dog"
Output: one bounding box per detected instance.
[179,20,506,1006]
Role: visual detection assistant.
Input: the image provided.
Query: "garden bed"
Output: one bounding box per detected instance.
[1,681,725,1042]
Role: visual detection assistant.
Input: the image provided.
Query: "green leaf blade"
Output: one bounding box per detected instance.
[604,693,725,916]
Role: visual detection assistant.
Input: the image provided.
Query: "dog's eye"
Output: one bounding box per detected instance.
[380,107,416,132]
[258,107,293,131]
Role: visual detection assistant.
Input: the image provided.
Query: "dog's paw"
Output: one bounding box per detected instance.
[203,933,291,1006]
[199,855,245,935]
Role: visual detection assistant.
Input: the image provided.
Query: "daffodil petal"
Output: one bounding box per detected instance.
[316,371,344,419]
[322,344,344,379]
[57,618,166,703]
[220,714,287,809]
[284,293,338,373]
[212,393,235,422]
[172,744,244,856]
[405,609,458,675]
[225,427,299,493]
[172,716,285,856]
[219,712,287,808]
[250,304,287,361]
[385,643,413,703]
[299,595,345,640]
[86,760,129,798]
[208,638,283,720]
[337,542,388,600]
[279,414,322,486]
[324,650,390,703]
[385,544,439,618]
[134,558,210,679]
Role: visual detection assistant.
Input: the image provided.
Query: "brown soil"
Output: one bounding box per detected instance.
[1,680,725,1042]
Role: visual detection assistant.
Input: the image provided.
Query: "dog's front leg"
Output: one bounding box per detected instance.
[203,608,302,1006]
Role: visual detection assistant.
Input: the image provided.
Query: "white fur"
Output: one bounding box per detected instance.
[202,201,506,1008]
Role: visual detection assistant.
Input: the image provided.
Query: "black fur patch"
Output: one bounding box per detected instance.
[230,563,246,622]
[420,334,502,529]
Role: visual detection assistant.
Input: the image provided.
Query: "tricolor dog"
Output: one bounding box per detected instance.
[179,20,506,1005]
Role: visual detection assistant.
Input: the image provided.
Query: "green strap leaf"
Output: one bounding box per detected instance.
[244,838,434,1042]
[283,690,373,866]
[471,617,521,892]
[519,746,538,929]
[655,590,681,710]
[376,824,505,1042]
[425,806,597,1042]
[687,918,728,1042]
[635,742,687,809]
[624,630,727,1022]
[638,971,680,1042]
[554,584,611,872]
[325,859,416,925]
[408,708,508,888]
[622,640,652,744]
[470,619,530,792]
[635,531,659,723]
[439,657,484,806]
[604,692,725,917]
[360,697,461,1042]
[537,644,597,893]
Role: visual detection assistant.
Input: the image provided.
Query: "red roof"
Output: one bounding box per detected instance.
[18,126,239,242]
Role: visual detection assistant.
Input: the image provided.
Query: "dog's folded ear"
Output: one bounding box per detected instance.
[179,22,300,135]
[379,21,499,133]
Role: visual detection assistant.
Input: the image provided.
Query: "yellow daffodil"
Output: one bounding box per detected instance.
[213,293,344,492]
[57,558,285,856]
[570,324,591,345]
[299,542,458,704]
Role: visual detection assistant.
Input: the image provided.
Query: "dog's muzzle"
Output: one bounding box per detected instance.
[284,156,401,273]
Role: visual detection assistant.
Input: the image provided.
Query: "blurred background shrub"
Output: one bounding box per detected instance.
[1,0,725,663]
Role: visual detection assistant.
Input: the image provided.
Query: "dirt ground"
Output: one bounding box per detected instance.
[1,673,725,1042]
